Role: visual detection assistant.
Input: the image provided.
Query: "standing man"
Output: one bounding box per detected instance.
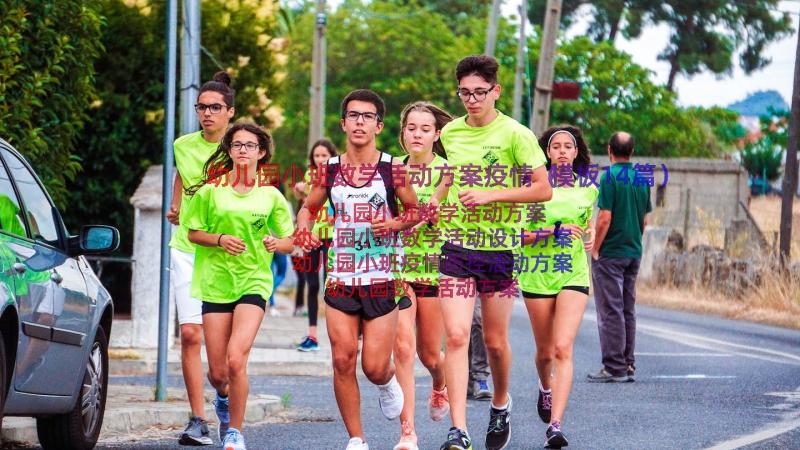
[437,55,552,450]
[296,89,421,450]
[588,132,652,383]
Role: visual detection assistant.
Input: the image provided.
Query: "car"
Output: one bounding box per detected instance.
[0,138,119,449]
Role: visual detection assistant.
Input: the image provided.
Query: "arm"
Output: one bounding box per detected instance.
[188,229,246,255]
[295,183,326,250]
[372,159,421,235]
[166,173,182,224]
[642,213,650,232]
[592,209,611,259]
[458,164,553,206]
[263,236,295,254]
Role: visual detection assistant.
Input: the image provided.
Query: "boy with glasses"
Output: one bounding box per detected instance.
[437,55,552,450]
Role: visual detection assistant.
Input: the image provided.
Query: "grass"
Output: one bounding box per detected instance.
[748,195,800,260]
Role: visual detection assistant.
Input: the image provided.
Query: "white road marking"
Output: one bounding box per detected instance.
[704,413,800,450]
[651,374,737,379]
[636,352,733,357]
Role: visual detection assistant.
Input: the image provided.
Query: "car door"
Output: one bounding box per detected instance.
[1,148,91,395]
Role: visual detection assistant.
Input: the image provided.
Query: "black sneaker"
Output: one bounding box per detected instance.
[178,416,213,446]
[537,388,552,423]
[440,427,472,450]
[544,422,568,449]
[485,394,512,450]
[586,367,628,383]
[627,364,636,382]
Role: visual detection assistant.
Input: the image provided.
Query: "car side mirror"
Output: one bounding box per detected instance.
[77,225,120,255]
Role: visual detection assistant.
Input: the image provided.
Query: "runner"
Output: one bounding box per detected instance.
[185,123,295,450]
[393,101,453,450]
[294,139,338,352]
[519,125,597,449]
[437,55,552,450]
[295,89,421,450]
[167,71,235,446]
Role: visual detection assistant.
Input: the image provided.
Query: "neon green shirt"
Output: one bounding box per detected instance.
[169,131,220,253]
[184,183,294,303]
[518,183,598,295]
[400,154,447,286]
[440,111,546,251]
[305,169,334,240]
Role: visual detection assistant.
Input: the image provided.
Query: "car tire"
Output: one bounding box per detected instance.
[36,325,108,450]
[0,336,7,432]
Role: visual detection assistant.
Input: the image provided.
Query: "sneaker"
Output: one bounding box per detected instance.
[627,364,636,382]
[393,420,419,450]
[440,427,472,450]
[214,393,230,442]
[346,437,369,450]
[178,416,213,445]
[297,335,320,352]
[377,376,404,420]
[544,421,568,449]
[586,367,629,383]
[485,394,512,450]
[293,306,307,317]
[537,388,552,423]
[428,386,450,421]
[471,379,492,400]
[222,428,246,450]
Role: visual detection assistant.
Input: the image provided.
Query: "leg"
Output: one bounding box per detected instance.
[523,298,556,391]
[439,275,475,431]
[293,256,306,311]
[622,259,641,369]
[226,303,266,430]
[479,291,515,409]
[203,312,233,397]
[591,257,628,376]
[327,306,363,439]
[361,307,399,385]
[469,301,491,388]
[180,323,206,418]
[307,245,322,338]
[550,290,588,424]
[416,294,446,391]
[394,289,417,430]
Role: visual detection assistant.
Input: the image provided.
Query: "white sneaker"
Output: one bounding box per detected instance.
[428,386,450,422]
[346,437,369,450]
[377,375,404,420]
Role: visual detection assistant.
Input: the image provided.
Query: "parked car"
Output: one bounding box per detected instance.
[0,138,119,449]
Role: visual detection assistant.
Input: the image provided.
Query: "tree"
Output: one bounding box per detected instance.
[740,108,788,182]
[0,0,103,205]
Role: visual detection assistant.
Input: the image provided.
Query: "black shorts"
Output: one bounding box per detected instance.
[439,242,515,294]
[521,285,590,299]
[324,281,399,320]
[202,295,267,314]
[407,282,439,298]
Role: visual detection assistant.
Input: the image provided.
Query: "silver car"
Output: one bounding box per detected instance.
[0,138,119,449]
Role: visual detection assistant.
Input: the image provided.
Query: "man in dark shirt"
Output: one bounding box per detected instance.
[588,132,652,383]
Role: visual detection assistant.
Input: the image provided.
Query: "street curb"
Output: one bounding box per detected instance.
[110,359,333,377]
[1,394,283,446]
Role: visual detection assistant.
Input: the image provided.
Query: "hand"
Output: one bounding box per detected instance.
[458,189,493,207]
[582,228,595,252]
[293,181,308,197]
[371,217,397,238]
[592,250,600,261]
[166,205,180,225]
[219,234,246,256]
[263,236,279,253]
[559,224,585,240]
[295,228,321,253]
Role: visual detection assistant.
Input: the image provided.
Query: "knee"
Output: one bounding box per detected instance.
[536,348,555,365]
[226,353,248,378]
[207,366,228,387]
[483,333,509,357]
[445,327,470,350]
[418,346,442,371]
[394,339,416,364]
[362,360,391,384]
[553,342,573,361]
[332,348,357,376]
[180,326,202,348]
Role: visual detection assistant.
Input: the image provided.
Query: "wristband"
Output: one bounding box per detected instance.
[553,221,562,236]
[217,234,224,246]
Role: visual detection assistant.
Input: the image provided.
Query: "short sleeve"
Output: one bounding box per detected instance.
[597,174,614,211]
[645,188,653,213]
[184,186,212,232]
[512,127,547,170]
[267,190,295,238]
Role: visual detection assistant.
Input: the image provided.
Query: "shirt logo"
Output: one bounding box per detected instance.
[368,193,386,210]
[252,218,265,231]
[347,193,368,199]
[483,150,499,165]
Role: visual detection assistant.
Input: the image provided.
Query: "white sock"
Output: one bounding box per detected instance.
[539,381,551,393]
[492,399,509,410]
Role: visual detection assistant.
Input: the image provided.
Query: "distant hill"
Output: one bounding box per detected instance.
[727,90,789,117]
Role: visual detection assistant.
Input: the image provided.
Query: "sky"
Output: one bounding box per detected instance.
[322,0,799,109]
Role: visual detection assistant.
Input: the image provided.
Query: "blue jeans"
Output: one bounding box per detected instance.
[270,253,288,306]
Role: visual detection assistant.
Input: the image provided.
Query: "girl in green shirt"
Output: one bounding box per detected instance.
[393,101,453,450]
[519,125,597,449]
[185,123,295,450]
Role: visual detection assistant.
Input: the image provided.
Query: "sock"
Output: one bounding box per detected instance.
[491,399,509,411]
[217,392,228,400]
[550,420,561,430]
[539,381,551,393]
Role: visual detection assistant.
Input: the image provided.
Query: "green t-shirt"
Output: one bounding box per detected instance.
[0,195,26,237]
[597,162,652,259]
[518,184,598,295]
[400,154,447,285]
[440,111,547,251]
[184,184,294,303]
[169,131,220,253]
[305,169,334,240]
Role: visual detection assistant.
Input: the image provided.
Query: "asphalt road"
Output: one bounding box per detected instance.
[95,300,800,450]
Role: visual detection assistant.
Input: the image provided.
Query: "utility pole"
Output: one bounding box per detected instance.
[156,0,178,402]
[512,1,528,122]
[179,0,201,135]
[485,0,503,56]
[779,27,800,267]
[308,0,327,149]
[530,0,562,135]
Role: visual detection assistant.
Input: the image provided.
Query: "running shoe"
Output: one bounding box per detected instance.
[222,428,246,450]
[377,376,404,420]
[470,379,492,400]
[428,386,450,421]
[214,392,230,442]
[627,364,636,382]
[485,394,512,450]
[439,427,472,450]
[178,416,212,446]
[297,335,320,352]
[346,437,369,450]
[393,420,419,450]
[537,388,552,423]
[586,368,628,383]
[544,421,568,449]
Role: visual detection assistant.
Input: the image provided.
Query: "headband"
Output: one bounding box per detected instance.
[547,129,577,149]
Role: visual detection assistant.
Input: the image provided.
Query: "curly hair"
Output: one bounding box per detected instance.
[537,124,591,175]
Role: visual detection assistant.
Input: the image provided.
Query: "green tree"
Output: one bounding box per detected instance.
[740,107,789,182]
[0,0,103,205]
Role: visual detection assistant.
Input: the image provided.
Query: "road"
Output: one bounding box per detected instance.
[94,301,800,450]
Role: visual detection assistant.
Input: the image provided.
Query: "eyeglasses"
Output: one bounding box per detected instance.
[456,85,496,102]
[231,142,259,152]
[194,103,229,114]
[344,111,380,123]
